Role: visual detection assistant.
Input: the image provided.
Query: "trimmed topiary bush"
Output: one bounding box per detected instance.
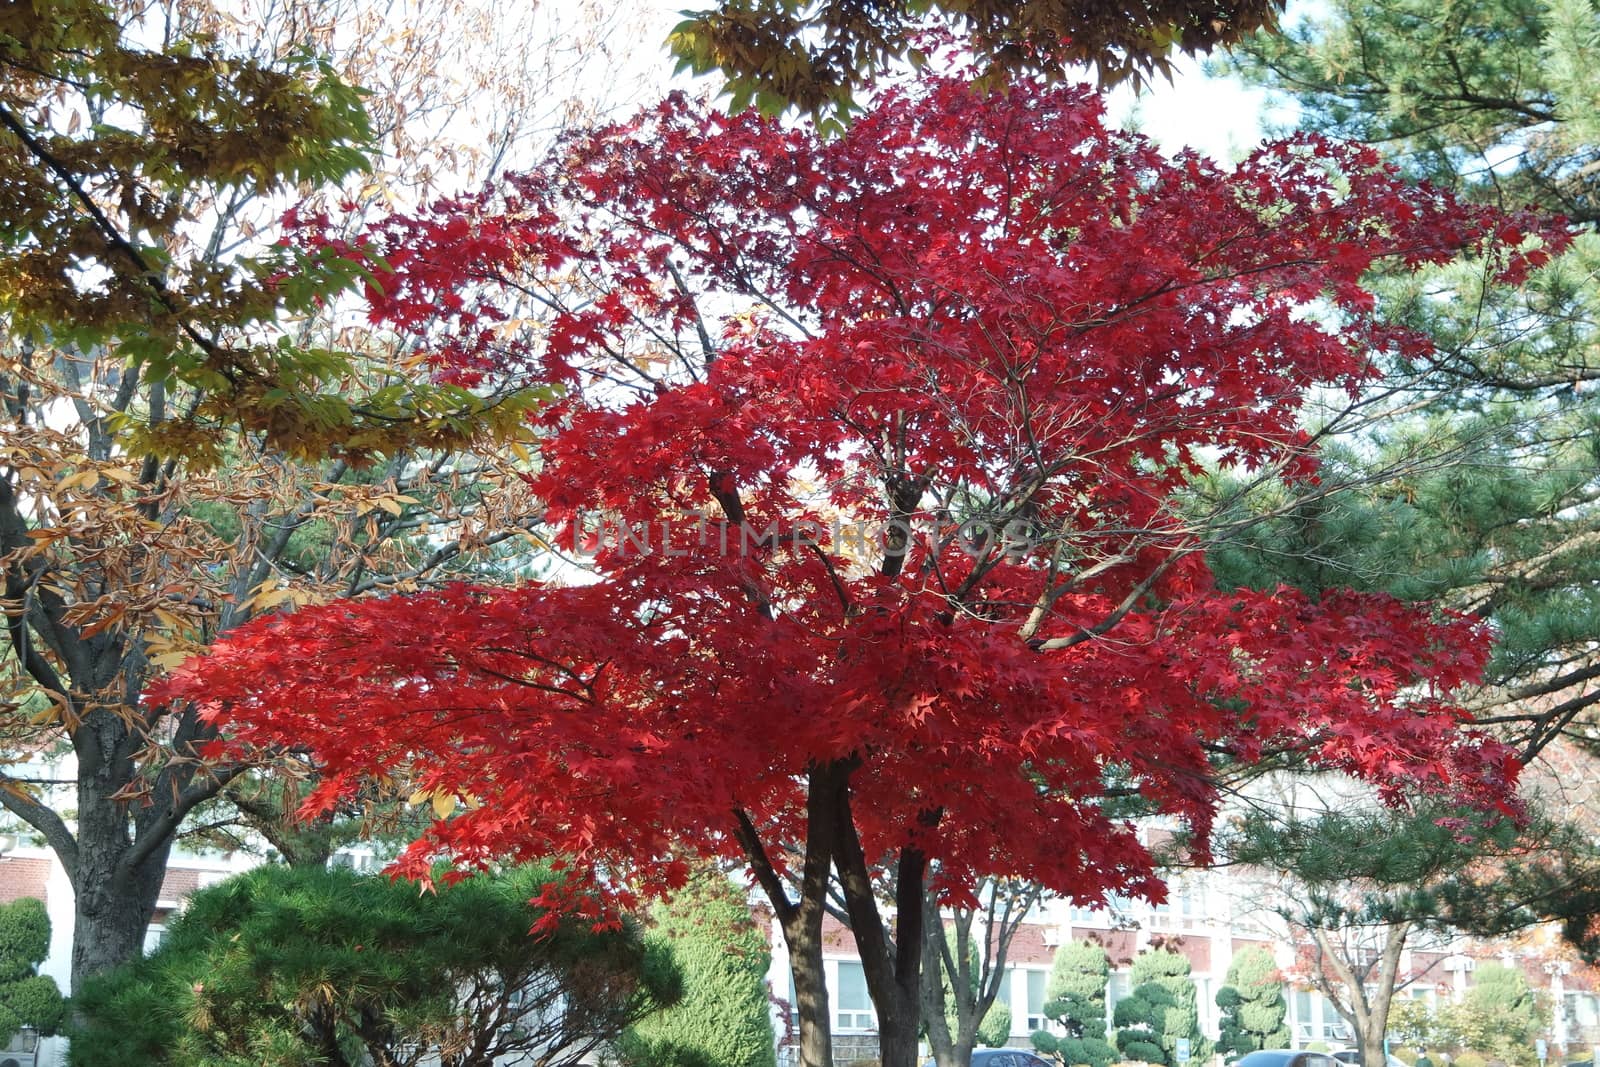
[0,898,64,1039]
[1114,949,1210,1067]
[1216,947,1289,1061]
[1033,940,1117,1067]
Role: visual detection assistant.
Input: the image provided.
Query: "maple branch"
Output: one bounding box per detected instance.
[468,662,597,704]
[1033,551,1183,651]
[733,806,796,925]
[348,520,547,597]
[667,261,717,368]
[831,781,897,995]
[807,541,853,615]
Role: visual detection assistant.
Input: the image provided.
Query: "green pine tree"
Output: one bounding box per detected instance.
[69,865,678,1066]
[1032,940,1117,1067]
[620,869,778,1067]
[1216,0,1600,766]
[1114,948,1211,1067]
[1216,947,1289,1062]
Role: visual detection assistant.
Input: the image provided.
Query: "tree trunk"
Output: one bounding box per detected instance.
[70,758,176,991]
[70,877,159,991]
[67,697,227,990]
[924,886,1019,1067]
[1310,921,1410,1067]
[787,906,838,1067]
[733,762,859,1067]
[1362,1030,1390,1067]
[877,1002,923,1067]
[921,908,961,1067]
[831,786,935,1067]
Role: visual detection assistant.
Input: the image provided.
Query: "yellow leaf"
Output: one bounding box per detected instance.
[56,470,99,491]
[252,588,298,610]
[430,793,457,818]
[152,607,186,632]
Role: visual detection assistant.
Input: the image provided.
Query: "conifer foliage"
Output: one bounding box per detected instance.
[619,869,778,1067]
[70,865,680,1067]
[1033,940,1116,1067]
[1116,949,1210,1067]
[0,899,64,1041]
[1216,946,1290,1061]
[161,73,1558,1067]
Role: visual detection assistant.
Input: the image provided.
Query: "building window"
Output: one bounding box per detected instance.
[1180,885,1201,923]
[1293,989,1315,1044]
[144,924,166,954]
[1151,883,1202,931]
[1569,992,1600,1029]
[1028,969,1049,1032]
[835,961,875,1031]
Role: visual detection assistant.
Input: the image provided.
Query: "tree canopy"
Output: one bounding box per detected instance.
[1222,0,1600,762]
[161,71,1555,1067]
[0,0,598,988]
[70,864,682,1067]
[668,0,1288,121]
[0,0,545,463]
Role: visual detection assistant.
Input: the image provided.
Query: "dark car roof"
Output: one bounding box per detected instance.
[921,1050,1052,1067]
[1236,1051,1343,1067]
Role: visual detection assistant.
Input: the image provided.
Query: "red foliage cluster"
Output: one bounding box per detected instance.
[161,75,1559,918]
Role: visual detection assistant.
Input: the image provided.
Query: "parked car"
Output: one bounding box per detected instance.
[1333,1048,1408,1067]
[1235,1050,1344,1067]
[921,1050,1055,1067]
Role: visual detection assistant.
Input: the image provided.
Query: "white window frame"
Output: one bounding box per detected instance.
[833,960,876,1032]
[1026,967,1049,1032]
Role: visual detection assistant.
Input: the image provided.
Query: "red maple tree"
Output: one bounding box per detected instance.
[160,75,1561,1067]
